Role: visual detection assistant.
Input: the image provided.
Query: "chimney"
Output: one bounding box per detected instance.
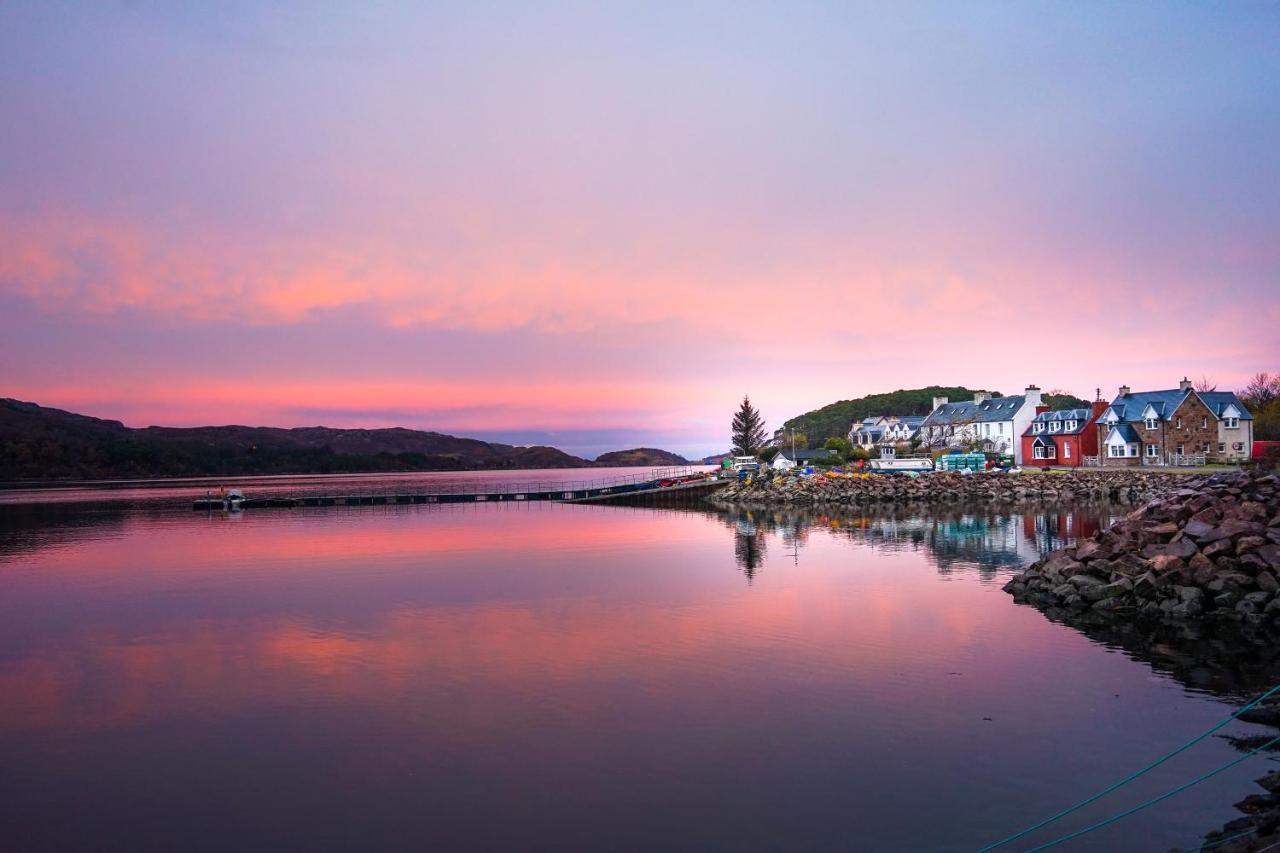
[973,391,991,405]
[1118,385,1130,398]
[931,396,949,411]
[1024,385,1042,408]
[1036,405,1050,415]
[1091,398,1109,418]
[1179,377,1193,392]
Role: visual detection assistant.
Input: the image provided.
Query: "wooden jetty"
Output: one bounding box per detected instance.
[193,468,727,511]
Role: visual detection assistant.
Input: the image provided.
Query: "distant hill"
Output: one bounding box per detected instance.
[1042,392,1092,411]
[783,386,1000,441]
[594,448,689,467]
[0,398,610,480]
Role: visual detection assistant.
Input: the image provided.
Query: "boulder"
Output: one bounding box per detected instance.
[1141,540,1197,560]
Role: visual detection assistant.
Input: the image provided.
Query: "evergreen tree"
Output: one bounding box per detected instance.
[731,396,767,455]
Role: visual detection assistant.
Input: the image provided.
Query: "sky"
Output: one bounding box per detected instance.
[1,1,1278,459]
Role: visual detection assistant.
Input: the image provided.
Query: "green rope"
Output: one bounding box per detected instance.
[979,683,1280,851]
[1024,732,1280,852]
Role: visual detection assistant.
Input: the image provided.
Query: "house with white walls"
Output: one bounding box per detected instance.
[918,386,1043,465]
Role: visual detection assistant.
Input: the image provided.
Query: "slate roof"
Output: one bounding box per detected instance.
[1024,408,1094,437]
[1199,392,1253,420]
[921,395,1027,427]
[1104,389,1253,423]
[1106,423,1141,443]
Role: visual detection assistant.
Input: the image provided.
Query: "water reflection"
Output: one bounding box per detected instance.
[712,502,1118,581]
[0,491,1266,851]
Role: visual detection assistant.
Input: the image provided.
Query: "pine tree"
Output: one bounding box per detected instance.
[731,396,767,455]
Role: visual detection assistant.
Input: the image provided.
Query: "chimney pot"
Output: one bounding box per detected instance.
[1179,377,1193,392]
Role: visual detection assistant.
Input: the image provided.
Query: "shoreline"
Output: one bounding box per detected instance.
[710,468,1212,510]
[1003,468,1280,850]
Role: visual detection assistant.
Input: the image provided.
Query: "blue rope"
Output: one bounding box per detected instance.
[1024,732,1280,852]
[979,683,1280,851]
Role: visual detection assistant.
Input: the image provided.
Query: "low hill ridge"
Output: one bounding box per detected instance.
[0,399,687,480]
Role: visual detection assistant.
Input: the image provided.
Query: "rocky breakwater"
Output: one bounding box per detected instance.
[1004,470,1280,623]
[711,469,1199,509]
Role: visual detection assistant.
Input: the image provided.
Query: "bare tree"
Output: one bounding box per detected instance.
[1242,373,1280,409]
[1195,375,1218,393]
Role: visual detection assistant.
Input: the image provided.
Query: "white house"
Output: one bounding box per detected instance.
[771,448,837,471]
[848,415,925,450]
[919,386,1044,465]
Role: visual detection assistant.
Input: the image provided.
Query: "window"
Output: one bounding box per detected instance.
[1033,422,1043,433]
[1146,444,1159,458]
[1109,445,1125,458]
[1175,417,1182,429]
[1218,442,1225,453]
[1203,442,1211,453]
[1176,444,1184,455]
[1202,416,1207,428]
[1066,420,1077,431]
[1144,417,1158,430]
[1064,442,1072,459]
[1033,446,1045,459]
[1225,417,1239,429]
[1129,445,1138,457]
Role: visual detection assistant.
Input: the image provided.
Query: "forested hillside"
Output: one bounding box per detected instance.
[783,386,997,441]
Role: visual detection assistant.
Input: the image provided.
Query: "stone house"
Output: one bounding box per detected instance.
[1095,379,1254,466]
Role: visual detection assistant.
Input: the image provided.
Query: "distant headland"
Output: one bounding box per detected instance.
[0,398,689,481]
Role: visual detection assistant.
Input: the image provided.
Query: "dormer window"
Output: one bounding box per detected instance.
[1065,420,1077,431]
[1033,422,1044,433]
[1144,417,1158,430]
[1225,417,1239,429]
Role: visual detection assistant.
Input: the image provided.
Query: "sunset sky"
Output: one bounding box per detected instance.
[2,2,1278,458]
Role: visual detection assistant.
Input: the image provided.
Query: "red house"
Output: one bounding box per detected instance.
[1020,399,1108,467]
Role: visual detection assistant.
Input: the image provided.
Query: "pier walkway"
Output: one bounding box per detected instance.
[193,466,726,510]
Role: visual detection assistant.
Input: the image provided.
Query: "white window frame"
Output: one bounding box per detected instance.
[1109,444,1125,458]
[1144,417,1158,430]
[1065,420,1077,431]
[1176,444,1184,455]
[1064,442,1071,459]
[1033,445,1045,459]
[1203,442,1211,453]
[1218,442,1225,453]
[1146,444,1159,458]
[1225,417,1239,429]
[1201,416,1207,428]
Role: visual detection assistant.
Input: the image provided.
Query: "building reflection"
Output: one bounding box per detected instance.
[710,502,1118,580]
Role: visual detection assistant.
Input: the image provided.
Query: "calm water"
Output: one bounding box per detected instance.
[1,471,1274,852]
